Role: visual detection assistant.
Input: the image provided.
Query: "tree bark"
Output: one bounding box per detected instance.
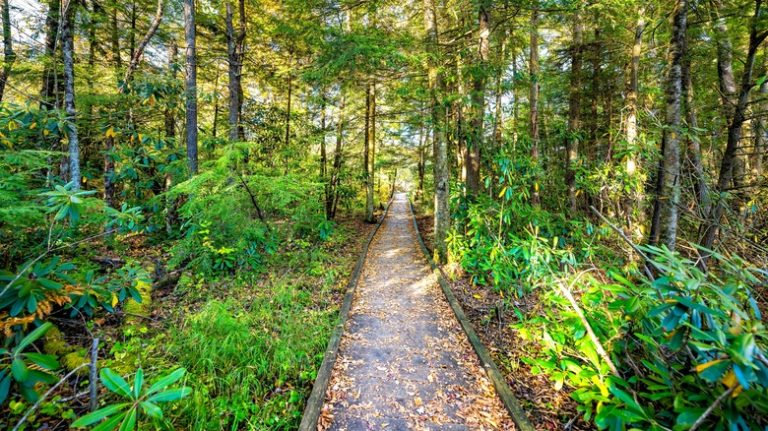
[424,0,449,263]
[566,17,583,212]
[0,0,15,102]
[649,0,687,250]
[700,0,768,260]
[682,52,710,216]
[122,0,164,87]
[41,0,62,109]
[364,81,375,223]
[184,0,198,175]
[710,0,737,122]
[225,0,245,142]
[466,1,489,198]
[164,40,177,138]
[111,6,121,71]
[529,9,541,206]
[327,92,346,220]
[62,2,80,189]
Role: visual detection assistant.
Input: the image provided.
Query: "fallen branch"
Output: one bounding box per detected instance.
[12,363,89,431]
[689,386,736,431]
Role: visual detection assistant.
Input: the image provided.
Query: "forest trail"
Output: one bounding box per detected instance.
[319,193,514,430]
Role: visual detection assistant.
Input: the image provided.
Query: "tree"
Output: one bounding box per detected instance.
[0,0,15,102]
[465,0,490,198]
[566,15,583,212]
[529,8,540,207]
[649,0,687,250]
[424,0,449,263]
[62,0,81,189]
[184,0,198,175]
[226,0,246,142]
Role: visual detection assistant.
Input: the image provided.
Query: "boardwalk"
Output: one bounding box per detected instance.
[319,193,514,431]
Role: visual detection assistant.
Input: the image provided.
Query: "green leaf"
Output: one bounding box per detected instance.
[140,401,163,419]
[91,412,127,431]
[14,322,52,353]
[71,403,129,427]
[118,407,137,431]
[24,353,60,370]
[11,358,29,382]
[100,369,133,398]
[133,368,143,398]
[147,387,192,403]
[147,368,186,394]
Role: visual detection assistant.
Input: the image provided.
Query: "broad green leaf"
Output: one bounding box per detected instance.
[14,322,52,353]
[147,368,186,394]
[147,387,192,403]
[100,369,133,398]
[71,403,129,427]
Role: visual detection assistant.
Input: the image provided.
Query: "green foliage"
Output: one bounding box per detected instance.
[0,323,59,404]
[71,367,191,430]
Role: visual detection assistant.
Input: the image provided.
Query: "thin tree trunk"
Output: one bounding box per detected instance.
[111,6,121,71]
[682,53,710,216]
[184,0,198,175]
[466,1,489,197]
[328,92,346,219]
[364,81,375,223]
[711,0,737,122]
[424,0,449,263]
[529,9,541,206]
[0,0,15,102]
[623,7,644,229]
[753,74,767,180]
[164,40,177,138]
[700,0,768,260]
[566,17,583,212]
[226,0,245,142]
[492,27,507,152]
[41,0,62,109]
[285,70,292,149]
[123,0,164,87]
[62,2,80,189]
[649,0,687,249]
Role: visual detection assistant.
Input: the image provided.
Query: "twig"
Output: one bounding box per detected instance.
[12,363,89,431]
[89,337,99,411]
[589,206,656,279]
[556,269,621,377]
[689,386,736,431]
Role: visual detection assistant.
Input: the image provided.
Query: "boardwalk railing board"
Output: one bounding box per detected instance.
[298,200,393,431]
[408,197,536,431]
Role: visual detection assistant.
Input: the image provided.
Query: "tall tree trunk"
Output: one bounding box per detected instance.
[623,7,644,229]
[649,0,687,249]
[111,6,121,71]
[492,27,507,153]
[364,81,375,223]
[328,92,346,219]
[466,2,489,197]
[529,9,541,206]
[62,2,80,189]
[184,0,198,175]
[225,0,245,142]
[0,0,15,102]
[590,28,602,155]
[41,0,62,109]
[682,53,710,216]
[700,0,768,260]
[711,0,737,122]
[123,0,164,87]
[164,40,177,138]
[566,17,583,212]
[285,69,292,150]
[753,73,767,181]
[424,0,449,263]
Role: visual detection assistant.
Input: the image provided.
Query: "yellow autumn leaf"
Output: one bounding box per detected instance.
[105,127,116,139]
[722,371,738,388]
[29,122,37,130]
[111,293,119,308]
[695,359,724,373]
[43,129,50,136]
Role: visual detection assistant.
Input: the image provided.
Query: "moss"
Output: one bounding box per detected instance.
[124,262,154,323]
[43,326,71,356]
[62,350,89,375]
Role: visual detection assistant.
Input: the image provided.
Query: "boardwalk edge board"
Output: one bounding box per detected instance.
[408,198,537,431]
[298,199,393,431]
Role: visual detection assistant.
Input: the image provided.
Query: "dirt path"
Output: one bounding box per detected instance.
[319,193,515,431]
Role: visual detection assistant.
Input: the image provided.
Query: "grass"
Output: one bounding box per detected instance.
[155,222,366,430]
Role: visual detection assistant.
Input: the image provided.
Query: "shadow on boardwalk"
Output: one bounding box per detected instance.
[319,193,515,430]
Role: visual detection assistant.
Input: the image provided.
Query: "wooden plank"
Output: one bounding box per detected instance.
[407,198,536,431]
[298,200,393,431]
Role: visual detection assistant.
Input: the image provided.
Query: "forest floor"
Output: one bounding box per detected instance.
[319,193,514,431]
[413,207,591,431]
